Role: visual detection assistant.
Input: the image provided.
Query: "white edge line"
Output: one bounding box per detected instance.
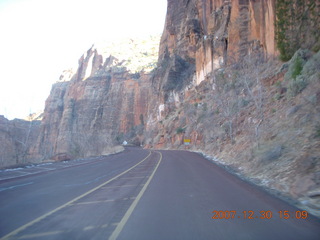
[108,151,162,240]
[0,151,152,240]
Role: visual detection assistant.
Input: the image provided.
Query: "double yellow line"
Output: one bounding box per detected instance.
[1,151,162,240]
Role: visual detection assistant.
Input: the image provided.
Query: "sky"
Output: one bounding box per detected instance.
[0,0,167,120]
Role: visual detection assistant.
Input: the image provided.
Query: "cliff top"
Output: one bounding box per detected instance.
[57,35,161,83]
[93,35,160,73]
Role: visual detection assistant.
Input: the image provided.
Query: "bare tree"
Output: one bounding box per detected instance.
[213,69,240,143]
[235,53,270,147]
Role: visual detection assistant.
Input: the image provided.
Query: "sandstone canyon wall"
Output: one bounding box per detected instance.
[155,0,276,90]
[147,0,279,143]
[31,37,159,161]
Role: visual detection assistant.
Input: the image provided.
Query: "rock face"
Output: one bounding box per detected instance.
[31,37,158,161]
[0,115,40,167]
[155,0,276,91]
[147,0,279,142]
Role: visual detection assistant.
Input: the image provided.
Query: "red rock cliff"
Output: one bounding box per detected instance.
[32,37,158,161]
[156,0,276,88]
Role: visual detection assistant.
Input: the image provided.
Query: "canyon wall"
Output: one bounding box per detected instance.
[148,0,278,143]
[30,37,159,161]
[155,0,276,91]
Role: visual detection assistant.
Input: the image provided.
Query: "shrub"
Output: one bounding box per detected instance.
[202,103,208,111]
[302,51,320,77]
[273,93,282,101]
[284,55,303,81]
[275,81,282,88]
[312,42,320,53]
[288,76,308,96]
[240,98,250,107]
[291,57,303,79]
[176,127,186,134]
[260,145,283,163]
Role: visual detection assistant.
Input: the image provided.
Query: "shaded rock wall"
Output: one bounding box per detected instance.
[0,116,40,167]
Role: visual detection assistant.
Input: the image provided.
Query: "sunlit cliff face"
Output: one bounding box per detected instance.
[158,0,277,87]
[30,35,160,161]
[93,36,160,73]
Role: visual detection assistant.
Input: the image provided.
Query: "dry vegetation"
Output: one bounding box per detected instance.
[147,50,320,216]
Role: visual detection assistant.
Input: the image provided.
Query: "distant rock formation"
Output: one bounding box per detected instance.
[30,37,159,161]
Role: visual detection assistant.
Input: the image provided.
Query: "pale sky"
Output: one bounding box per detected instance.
[0,0,167,120]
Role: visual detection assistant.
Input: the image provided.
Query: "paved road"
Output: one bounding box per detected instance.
[0,155,111,182]
[0,148,319,240]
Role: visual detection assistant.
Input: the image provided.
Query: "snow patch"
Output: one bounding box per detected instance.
[4,168,24,172]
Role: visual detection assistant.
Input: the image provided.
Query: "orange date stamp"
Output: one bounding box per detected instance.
[211,210,309,220]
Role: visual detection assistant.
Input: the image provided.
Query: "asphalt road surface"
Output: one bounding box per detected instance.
[0,147,319,240]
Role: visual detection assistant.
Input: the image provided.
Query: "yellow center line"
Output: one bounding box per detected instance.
[108,151,162,240]
[0,151,152,240]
